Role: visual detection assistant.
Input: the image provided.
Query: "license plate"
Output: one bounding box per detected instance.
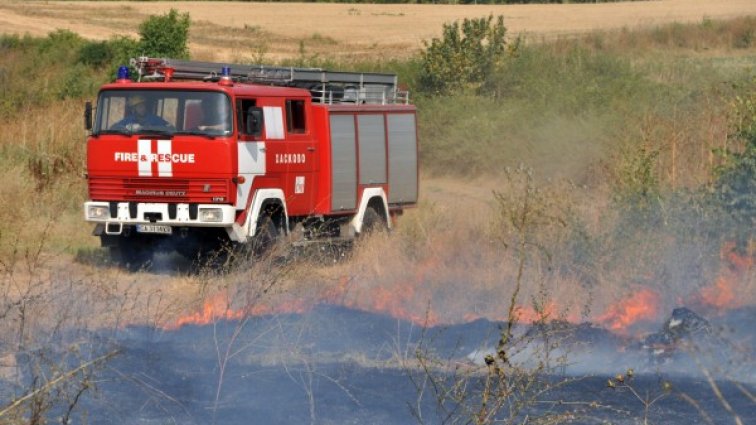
[136,224,172,235]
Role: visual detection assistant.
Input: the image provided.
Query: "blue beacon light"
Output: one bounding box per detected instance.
[219,66,233,86]
[116,66,130,82]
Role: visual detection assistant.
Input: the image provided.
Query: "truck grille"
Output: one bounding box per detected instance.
[89,177,230,203]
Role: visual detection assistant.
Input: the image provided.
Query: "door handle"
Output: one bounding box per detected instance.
[306,147,316,152]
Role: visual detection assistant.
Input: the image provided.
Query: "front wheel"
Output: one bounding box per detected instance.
[110,238,153,271]
[252,215,280,255]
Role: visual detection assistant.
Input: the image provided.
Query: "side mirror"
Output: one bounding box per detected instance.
[246,107,263,137]
[84,101,93,131]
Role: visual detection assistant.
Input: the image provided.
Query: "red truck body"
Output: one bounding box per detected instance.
[84,58,418,264]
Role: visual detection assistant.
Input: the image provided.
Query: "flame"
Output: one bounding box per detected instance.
[168,291,244,330]
[165,240,752,333]
[514,302,557,324]
[697,241,753,309]
[596,288,661,332]
[337,258,440,326]
[698,277,736,309]
[166,291,309,330]
[344,283,439,327]
[166,257,442,329]
[463,313,482,322]
[722,241,753,272]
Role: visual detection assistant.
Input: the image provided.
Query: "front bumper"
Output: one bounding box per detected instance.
[84,201,236,234]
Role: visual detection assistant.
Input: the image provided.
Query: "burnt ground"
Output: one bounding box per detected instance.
[2,304,755,424]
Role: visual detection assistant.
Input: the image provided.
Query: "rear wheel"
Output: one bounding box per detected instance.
[360,206,387,236]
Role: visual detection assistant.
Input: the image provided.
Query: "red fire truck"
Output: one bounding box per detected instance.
[84,57,418,266]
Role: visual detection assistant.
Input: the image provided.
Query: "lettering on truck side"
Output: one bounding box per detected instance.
[135,190,187,196]
[115,152,196,163]
[275,153,306,164]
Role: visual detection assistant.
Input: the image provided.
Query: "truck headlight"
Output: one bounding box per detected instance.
[87,205,109,220]
[199,208,223,222]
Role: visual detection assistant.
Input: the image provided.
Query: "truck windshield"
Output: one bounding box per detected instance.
[94,90,232,137]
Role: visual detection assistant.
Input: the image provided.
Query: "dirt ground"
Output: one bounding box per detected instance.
[1,0,754,60]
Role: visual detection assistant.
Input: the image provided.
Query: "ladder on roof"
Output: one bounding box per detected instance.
[130,57,409,105]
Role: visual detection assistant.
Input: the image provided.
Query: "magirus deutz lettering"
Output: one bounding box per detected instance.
[83,57,418,268]
[134,190,187,197]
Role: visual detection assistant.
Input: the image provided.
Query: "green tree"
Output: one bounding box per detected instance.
[138,8,191,59]
[419,15,511,95]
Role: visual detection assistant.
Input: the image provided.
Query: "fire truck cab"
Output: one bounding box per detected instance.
[84,58,418,266]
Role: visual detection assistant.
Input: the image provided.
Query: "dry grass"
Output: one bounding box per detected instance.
[304,163,755,329]
[0,100,91,256]
[315,176,597,326]
[0,109,749,332]
[609,101,733,190]
[1,1,755,61]
[0,9,752,333]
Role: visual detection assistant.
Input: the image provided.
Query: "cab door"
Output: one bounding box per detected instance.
[235,97,268,212]
[280,98,318,215]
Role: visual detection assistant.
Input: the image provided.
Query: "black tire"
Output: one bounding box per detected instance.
[360,206,387,236]
[111,238,153,271]
[176,243,201,261]
[252,215,280,255]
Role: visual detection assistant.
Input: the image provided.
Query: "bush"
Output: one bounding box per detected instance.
[713,77,756,227]
[81,36,140,80]
[138,8,191,59]
[0,34,23,50]
[36,30,86,66]
[78,40,114,68]
[79,8,189,78]
[419,15,512,95]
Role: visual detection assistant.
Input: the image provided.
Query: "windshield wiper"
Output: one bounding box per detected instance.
[138,128,175,137]
[96,129,132,136]
[174,130,217,139]
[94,128,175,137]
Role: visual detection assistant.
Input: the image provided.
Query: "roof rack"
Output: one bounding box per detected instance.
[130,57,409,105]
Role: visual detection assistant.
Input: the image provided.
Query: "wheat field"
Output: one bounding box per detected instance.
[1,0,754,60]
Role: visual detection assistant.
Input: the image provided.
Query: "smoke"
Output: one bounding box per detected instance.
[2,176,753,423]
[4,303,753,424]
[1,243,753,425]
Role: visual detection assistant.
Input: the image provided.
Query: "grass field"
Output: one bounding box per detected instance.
[1,0,755,61]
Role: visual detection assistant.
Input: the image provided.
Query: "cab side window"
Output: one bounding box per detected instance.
[237,99,263,138]
[286,99,306,134]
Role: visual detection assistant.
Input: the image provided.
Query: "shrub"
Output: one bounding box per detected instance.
[713,76,756,227]
[36,30,85,66]
[77,36,141,77]
[138,8,191,59]
[80,8,188,77]
[419,15,512,95]
[58,63,102,100]
[78,40,114,68]
[0,34,22,50]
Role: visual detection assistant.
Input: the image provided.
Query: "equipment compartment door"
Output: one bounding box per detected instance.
[329,114,357,211]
